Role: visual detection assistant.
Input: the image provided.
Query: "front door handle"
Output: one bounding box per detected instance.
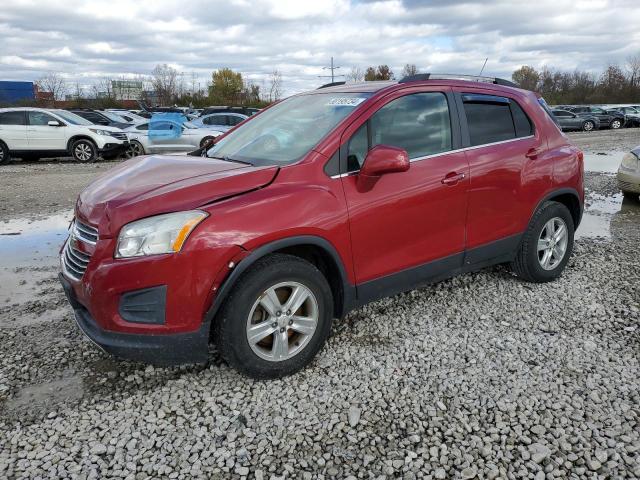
[525,147,541,159]
[441,172,465,186]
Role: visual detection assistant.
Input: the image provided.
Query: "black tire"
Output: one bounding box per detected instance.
[71,139,97,163]
[200,136,215,148]
[125,140,145,159]
[215,253,334,379]
[0,141,11,164]
[582,120,595,132]
[510,201,574,283]
[610,118,623,129]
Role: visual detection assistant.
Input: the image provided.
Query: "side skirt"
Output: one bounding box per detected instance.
[353,233,523,308]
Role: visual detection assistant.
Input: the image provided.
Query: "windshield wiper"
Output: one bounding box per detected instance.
[210,155,253,166]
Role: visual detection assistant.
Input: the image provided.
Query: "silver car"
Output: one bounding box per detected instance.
[124,119,223,157]
[190,112,248,132]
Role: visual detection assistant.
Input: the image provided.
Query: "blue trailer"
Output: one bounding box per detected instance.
[0,81,35,103]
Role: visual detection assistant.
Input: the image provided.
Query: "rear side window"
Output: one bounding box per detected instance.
[463,95,533,146]
[0,111,26,125]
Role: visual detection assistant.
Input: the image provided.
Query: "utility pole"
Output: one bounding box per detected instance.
[318,57,344,83]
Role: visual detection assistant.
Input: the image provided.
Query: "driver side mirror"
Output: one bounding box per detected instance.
[357,144,410,190]
[47,120,62,127]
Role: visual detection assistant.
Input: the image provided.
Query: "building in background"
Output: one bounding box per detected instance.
[112,80,143,101]
[0,81,35,104]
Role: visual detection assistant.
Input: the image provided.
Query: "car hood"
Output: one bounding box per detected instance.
[77,154,278,237]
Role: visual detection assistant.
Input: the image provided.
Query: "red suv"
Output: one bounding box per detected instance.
[59,74,584,378]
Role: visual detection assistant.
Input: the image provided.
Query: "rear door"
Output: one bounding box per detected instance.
[458,92,545,254]
[27,111,67,150]
[0,110,28,149]
[341,87,469,290]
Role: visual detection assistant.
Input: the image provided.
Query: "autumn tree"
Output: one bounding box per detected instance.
[512,65,540,91]
[364,65,394,81]
[401,64,418,78]
[209,68,244,104]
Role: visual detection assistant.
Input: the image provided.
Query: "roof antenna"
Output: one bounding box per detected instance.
[479,58,488,76]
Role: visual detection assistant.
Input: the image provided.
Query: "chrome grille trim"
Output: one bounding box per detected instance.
[73,220,98,244]
[61,239,93,281]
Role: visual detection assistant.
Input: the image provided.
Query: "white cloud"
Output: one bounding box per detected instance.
[0,0,638,95]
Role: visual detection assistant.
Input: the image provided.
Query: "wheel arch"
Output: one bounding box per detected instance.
[67,135,97,152]
[204,235,356,328]
[532,188,583,229]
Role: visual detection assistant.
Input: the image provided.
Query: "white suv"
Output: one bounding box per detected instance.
[0,107,129,164]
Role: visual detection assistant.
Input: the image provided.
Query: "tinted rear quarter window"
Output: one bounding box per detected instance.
[510,101,533,137]
[0,111,26,125]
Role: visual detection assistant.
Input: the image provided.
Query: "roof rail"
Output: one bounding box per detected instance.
[398,73,519,88]
[318,81,346,89]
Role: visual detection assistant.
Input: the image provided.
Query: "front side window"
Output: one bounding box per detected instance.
[0,111,26,125]
[346,92,452,171]
[54,110,92,126]
[206,92,371,166]
[28,111,56,126]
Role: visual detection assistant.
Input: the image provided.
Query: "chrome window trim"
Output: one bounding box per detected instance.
[330,135,535,179]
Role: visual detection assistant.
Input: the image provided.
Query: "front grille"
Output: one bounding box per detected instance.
[111,132,128,141]
[62,240,92,281]
[73,220,98,244]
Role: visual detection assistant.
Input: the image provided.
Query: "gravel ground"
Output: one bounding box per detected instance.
[0,131,639,479]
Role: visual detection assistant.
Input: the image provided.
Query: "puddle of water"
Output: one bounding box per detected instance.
[577,193,640,239]
[582,152,624,173]
[0,210,72,269]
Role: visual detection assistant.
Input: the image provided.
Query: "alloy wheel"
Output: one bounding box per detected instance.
[246,281,319,362]
[537,217,568,270]
[125,142,143,159]
[611,120,622,129]
[583,121,594,131]
[75,143,92,161]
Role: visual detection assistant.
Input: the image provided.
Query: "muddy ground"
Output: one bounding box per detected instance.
[0,129,639,478]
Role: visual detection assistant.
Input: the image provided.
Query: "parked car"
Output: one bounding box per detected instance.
[201,106,260,117]
[59,75,584,378]
[608,106,640,127]
[565,106,625,129]
[617,147,640,199]
[105,109,148,124]
[0,107,128,163]
[552,109,599,131]
[67,109,131,130]
[123,116,224,156]
[191,112,248,131]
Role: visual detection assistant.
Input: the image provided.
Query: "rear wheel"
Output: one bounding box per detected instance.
[610,119,622,129]
[511,201,574,283]
[215,253,333,379]
[582,120,595,132]
[125,140,145,159]
[0,142,11,164]
[71,139,97,163]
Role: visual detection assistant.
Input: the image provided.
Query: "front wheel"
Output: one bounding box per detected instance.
[125,140,145,159]
[200,136,215,149]
[71,139,97,163]
[0,142,11,164]
[610,119,622,129]
[510,201,574,283]
[582,120,595,132]
[215,253,334,379]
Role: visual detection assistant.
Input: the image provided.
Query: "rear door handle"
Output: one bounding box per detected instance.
[525,147,541,159]
[441,172,466,185]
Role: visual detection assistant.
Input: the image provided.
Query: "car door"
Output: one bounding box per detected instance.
[340,88,468,291]
[26,111,67,150]
[147,120,182,152]
[458,92,545,253]
[0,110,28,150]
[590,107,610,124]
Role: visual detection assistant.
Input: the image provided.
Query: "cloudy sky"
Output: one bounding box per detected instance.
[1,0,639,95]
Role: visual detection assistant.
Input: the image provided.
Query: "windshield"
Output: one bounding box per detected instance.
[100,111,128,123]
[52,110,93,126]
[206,92,372,166]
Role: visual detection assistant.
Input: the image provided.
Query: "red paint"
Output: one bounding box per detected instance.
[64,79,583,337]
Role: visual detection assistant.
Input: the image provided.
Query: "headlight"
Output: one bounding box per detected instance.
[90,128,112,136]
[620,152,640,171]
[116,211,207,258]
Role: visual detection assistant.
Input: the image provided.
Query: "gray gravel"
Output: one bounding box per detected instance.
[1,137,639,478]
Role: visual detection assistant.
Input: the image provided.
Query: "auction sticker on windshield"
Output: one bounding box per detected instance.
[326,97,366,107]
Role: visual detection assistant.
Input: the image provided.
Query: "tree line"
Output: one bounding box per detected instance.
[512,57,640,105]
